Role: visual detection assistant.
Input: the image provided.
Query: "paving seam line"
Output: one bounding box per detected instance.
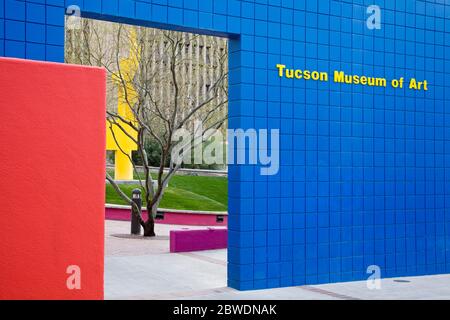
[176,252,227,266]
[299,286,361,300]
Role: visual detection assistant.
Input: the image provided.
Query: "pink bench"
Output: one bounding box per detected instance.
[170,228,228,253]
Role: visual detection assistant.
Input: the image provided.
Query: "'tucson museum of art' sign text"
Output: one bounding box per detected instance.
[276,64,429,91]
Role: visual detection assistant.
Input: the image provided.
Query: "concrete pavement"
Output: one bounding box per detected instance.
[104,220,450,300]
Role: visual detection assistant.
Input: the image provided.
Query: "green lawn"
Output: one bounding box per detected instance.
[106,174,228,212]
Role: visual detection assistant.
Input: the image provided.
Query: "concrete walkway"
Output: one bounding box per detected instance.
[105,220,450,300]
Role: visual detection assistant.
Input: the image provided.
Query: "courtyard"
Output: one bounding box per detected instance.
[1,0,449,303]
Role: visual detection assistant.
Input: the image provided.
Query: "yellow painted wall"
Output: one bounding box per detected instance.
[106,30,139,181]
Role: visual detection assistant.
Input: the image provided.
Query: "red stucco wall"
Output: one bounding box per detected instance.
[0,58,106,300]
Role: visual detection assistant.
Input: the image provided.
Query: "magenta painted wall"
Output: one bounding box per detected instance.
[105,207,228,226]
[170,229,228,253]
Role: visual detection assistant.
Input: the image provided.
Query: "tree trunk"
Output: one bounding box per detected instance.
[143,217,155,237]
[143,205,156,237]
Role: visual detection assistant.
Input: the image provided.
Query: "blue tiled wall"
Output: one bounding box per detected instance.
[1,0,449,291]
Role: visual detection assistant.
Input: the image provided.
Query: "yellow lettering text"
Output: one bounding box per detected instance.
[276,64,286,77]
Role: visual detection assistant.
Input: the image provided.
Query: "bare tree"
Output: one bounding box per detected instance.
[67,20,228,237]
